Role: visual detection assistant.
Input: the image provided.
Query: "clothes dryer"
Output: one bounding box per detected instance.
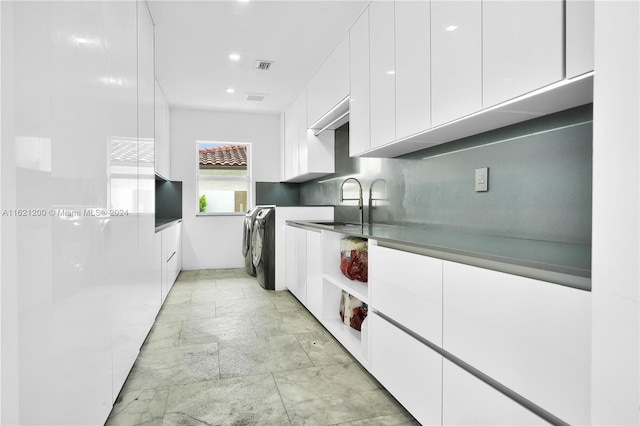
[242,206,264,276]
[252,207,275,290]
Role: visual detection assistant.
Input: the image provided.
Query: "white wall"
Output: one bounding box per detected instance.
[592,1,640,424]
[170,108,281,270]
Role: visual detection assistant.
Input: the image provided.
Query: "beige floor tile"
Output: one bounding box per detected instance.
[251,309,325,337]
[179,316,257,345]
[106,388,168,426]
[219,335,313,378]
[123,343,219,391]
[162,374,290,426]
[215,297,277,318]
[294,330,354,366]
[273,363,403,425]
[155,301,216,323]
[143,321,183,349]
[191,286,246,303]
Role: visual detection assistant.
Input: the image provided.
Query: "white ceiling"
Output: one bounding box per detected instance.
[148,0,368,115]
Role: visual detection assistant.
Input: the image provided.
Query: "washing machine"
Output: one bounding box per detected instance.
[242,206,265,276]
[252,207,276,290]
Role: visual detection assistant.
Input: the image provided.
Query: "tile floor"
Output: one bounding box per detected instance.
[106,269,419,426]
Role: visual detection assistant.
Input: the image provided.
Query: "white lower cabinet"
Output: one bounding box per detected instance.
[305,230,323,319]
[442,359,548,425]
[442,261,591,425]
[286,225,307,305]
[370,313,442,426]
[160,222,182,302]
[369,245,442,346]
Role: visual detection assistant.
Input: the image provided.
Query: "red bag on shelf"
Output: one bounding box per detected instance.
[340,237,368,282]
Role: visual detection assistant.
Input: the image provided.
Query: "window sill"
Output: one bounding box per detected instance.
[196,212,245,217]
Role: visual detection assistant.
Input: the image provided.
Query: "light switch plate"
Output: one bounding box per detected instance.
[475,167,489,192]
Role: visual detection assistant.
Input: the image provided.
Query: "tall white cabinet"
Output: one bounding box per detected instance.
[431,0,482,127]
[369,0,396,148]
[482,0,564,108]
[1,1,162,424]
[349,8,371,157]
[395,0,431,139]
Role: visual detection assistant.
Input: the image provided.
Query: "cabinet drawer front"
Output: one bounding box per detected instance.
[370,245,442,345]
[370,313,442,426]
[442,261,591,425]
[442,359,547,425]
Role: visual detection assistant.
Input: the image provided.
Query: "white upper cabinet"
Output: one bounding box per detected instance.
[482,0,564,108]
[395,0,431,139]
[566,0,594,78]
[369,0,396,148]
[349,8,371,157]
[431,0,482,127]
[306,34,350,128]
[283,89,334,182]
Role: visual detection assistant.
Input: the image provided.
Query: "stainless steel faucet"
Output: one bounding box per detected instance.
[339,177,364,225]
[368,178,387,224]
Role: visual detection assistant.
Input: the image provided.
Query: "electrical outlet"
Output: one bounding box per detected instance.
[475,167,489,192]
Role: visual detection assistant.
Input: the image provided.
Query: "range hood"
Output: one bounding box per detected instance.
[309,96,350,136]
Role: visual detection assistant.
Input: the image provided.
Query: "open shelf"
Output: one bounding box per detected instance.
[322,317,368,369]
[322,272,369,303]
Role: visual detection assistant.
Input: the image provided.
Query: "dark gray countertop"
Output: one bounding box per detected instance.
[155,217,182,233]
[287,220,591,291]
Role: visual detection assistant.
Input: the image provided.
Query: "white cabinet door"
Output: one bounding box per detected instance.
[370,313,442,426]
[306,230,323,319]
[442,261,591,425]
[283,90,334,182]
[442,359,548,425]
[482,0,564,108]
[283,104,298,181]
[295,227,308,305]
[566,0,594,78]
[369,245,442,346]
[395,0,430,139]
[431,0,482,126]
[306,34,350,127]
[349,7,371,157]
[154,79,171,179]
[369,0,395,148]
[285,225,298,297]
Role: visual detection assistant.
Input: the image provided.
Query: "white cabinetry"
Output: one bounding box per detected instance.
[442,261,591,425]
[431,0,482,126]
[369,0,395,148]
[154,78,171,179]
[286,225,307,305]
[305,230,323,319]
[566,0,594,78]
[160,222,182,302]
[349,8,371,157]
[442,359,548,425]
[283,90,334,182]
[370,313,442,426]
[482,0,564,108]
[306,34,350,128]
[395,0,431,139]
[369,245,442,345]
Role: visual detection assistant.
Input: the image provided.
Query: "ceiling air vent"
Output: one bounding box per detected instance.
[255,60,274,71]
[246,93,266,102]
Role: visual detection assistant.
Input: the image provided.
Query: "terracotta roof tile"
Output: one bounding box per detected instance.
[199,145,247,167]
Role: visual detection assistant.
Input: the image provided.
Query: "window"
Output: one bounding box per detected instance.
[197,141,251,214]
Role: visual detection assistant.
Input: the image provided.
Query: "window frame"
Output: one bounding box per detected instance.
[195,141,252,216]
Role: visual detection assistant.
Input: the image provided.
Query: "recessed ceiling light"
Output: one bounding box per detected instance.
[445,25,458,31]
[229,53,241,61]
[386,70,395,75]
[226,87,235,94]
